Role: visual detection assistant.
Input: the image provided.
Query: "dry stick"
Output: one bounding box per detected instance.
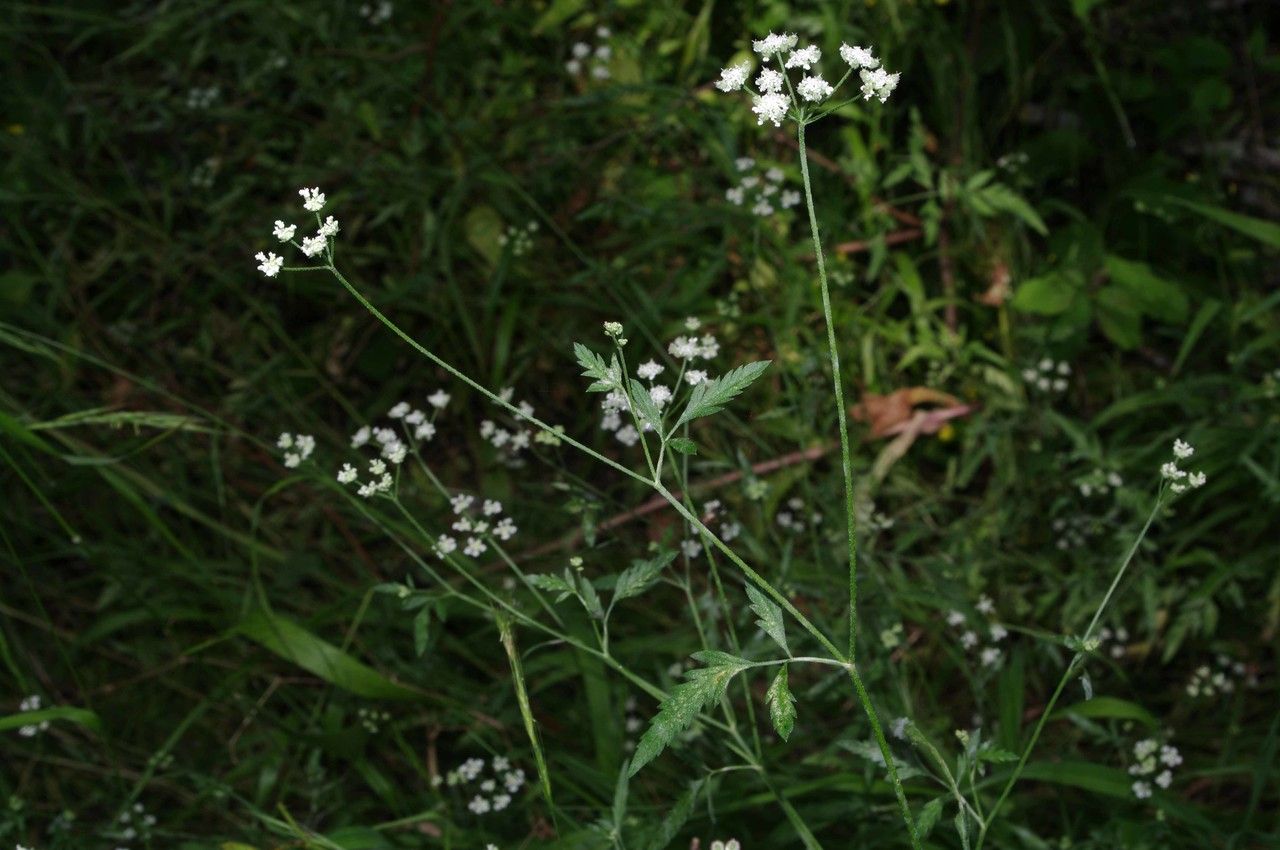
[504,443,833,564]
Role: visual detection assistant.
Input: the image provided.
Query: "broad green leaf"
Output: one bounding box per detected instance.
[765,665,797,741]
[1162,195,1280,249]
[675,361,771,428]
[745,585,789,655]
[1105,255,1188,323]
[629,651,750,775]
[463,205,504,267]
[1016,760,1133,798]
[971,183,1048,235]
[917,797,945,837]
[238,609,422,700]
[412,607,431,657]
[614,550,675,603]
[1011,273,1078,315]
[1054,696,1158,728]
[1095,286,1143,349]
[0,705,102,734]
[668,437,697,455]
[977,746,1019,763]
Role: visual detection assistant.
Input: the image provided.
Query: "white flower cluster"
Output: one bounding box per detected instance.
[566,27,613,80]
[190,156,219,189]
[254,187,340,278]
[623,695,644,752]
[1076,468,1124,498]
[776,496,822,533]
[478,387,537,460]
[1129,739,1181,799]
[276,432,316,469]
[359,1,392,24]
[357,706,391,733]
[435,493,518,561]
[703,499,742,543]
[946,597,1008,668]
[724,157,801,217]
[498,221,539,257]
[1160,439,1206,494]
[1096,625,1131,660]
[714,34,897,127]
[1022,358,1071,394]
[337,392,448,496]
[600,321,722,447]
[1050,513,1097,550]
[17,695,48,737]
[1186,654,1254,697]
[436,756,526,816]
[708,841,742,850]
[115,802,157,843]
[185,86,219,109]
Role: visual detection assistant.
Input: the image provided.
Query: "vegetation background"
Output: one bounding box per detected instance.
[2,0,1278,848]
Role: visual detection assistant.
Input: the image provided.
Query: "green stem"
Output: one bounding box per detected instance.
[976,492,1164,848]
[797,120,920,850]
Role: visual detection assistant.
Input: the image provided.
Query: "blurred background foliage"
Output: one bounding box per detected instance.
[2,0,1278,848]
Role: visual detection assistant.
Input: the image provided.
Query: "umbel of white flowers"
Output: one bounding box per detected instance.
[714,32,900,127]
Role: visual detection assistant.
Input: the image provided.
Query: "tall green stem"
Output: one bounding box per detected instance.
[796,122,919,849]
[796,122,861,660]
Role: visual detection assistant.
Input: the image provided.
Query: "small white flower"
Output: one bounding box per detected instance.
[1160,462,1186,480]
[300,234,327,257]
[337,463,358,484]
[946,610,966,627]
[384,441,407,465]
[494,517,518,540]
[451,493,475,514]
[668,336,701,360]
[960,630,979,649]
[369,458,387,475]
[464,537,487,558]
[1187,471,1206,488]
[976,594,995,615]
[492,792,512,810]
[734,157,755,172]
[747,90,788,126]
[859,67,900,103]
[1160,745,1183,767]
[318,215,340,237]
[467,794,491,814]
[989,623,1008,641]
[272,220,297,241]
[752,198,775,217]
[1132,780,1152,800]
[785,45,821,70]
[493,756,510,771]
[615,424,640,446]
[480,499,502,515]
[725,186,745,205]
[255,251,284,277]
[299,186,326,212]
[752,32,798,58]
[572,42,591,59]
[277,433,294,450]
[698,335,720,359]
[980,647,1003,667]
[1155,769,1173,788]
[685,369,708,385]
[414,421,436,441]
[1173,439,1194,459]
[780,189,801,209]
[649,385,673,408]
[755,68,785,93]
[890,716,909,739]
[428,389,451,410]
[436,535,457,557]
[388,401,410,419]
[715,61,751,92]
[839,43,879,69]
[637,360,664,380]
[351,426,371,448]
[565,59,582,75]
[681,539,703,559]
[404,409,425,425]
[764,167,784,182]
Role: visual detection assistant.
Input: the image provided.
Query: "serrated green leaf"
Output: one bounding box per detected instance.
[675,361,771,428]
[745,585,788,655]
[668,437,697,455]
[629,652,750,775]
[526,573,574,601]
[614,550,676,603]
[954,809,971,850]
[643,779,705,850]
[765,665,797,741]
[1011,272,1079,315]
[628,378,664,432]
[574,343,620,393]
[578,574,604,619]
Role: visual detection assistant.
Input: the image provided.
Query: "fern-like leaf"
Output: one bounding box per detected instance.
[629,651,750,775]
